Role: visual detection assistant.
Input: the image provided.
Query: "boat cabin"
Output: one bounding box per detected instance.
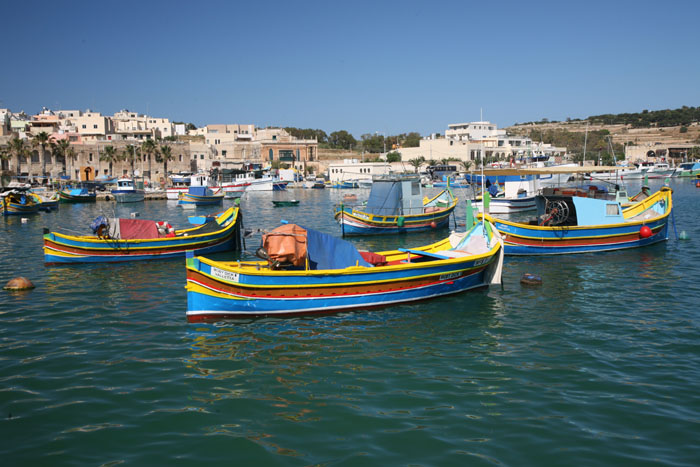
[532,195,626,227]
[365,175,424,216]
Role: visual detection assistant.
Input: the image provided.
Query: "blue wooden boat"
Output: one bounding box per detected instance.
[332,180,359,189]
[185,219,503,321]
[44,207,241,264]
[178,186,224,206]
[1,189,40,216]
[334,175,458,235]
[57,187,96,203]
[480,187,673,255]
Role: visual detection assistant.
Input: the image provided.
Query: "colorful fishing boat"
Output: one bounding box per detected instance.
[1,189,40,216]
[676,161,700,177]
[185,218,503,321]
[43,206,241,264]
[332,180,359,189]
[480,187,672,255]
[57,186,96,203]
[28,192,59,211]
[334,175,458,235]
[111,178,145,203]
[178,186,224,207]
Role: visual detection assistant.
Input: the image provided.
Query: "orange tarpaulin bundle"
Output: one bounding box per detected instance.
[262,224,308,266]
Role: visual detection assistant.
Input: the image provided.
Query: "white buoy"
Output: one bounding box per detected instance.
[21,218,28,223]
[130,212,140,218]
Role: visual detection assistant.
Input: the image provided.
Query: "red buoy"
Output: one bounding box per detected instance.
[695,180,700,188]
[639,225,652,238]
[430,221,437,228]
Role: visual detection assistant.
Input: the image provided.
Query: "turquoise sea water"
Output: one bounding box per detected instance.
[1,180,698,465]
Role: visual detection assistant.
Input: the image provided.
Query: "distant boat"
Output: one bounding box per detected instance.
[332,180,359,189]
[178,186,224,207]
[111,178,145,203]
[334,174,458,235]
[1,189,40,216]
[57,186,96,203]
[675,161,700,177]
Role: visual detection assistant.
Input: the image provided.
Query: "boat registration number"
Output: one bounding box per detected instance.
[210,267,240,283]
[439,272,461,280]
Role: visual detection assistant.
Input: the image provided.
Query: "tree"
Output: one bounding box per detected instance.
[101,145,119,176]
[32,132,51,176]
[458,160,472,172]
[386,151,401,162]
[328,130,357,150]
[65,145,77,180]
[0,146,10,172]
[408,157,425,173]
[157,145,174,183]
[141,139,157,179]
[403,132,422,148]
[120,145,138,175]
[52,139,71,176]
[8,136,27,176]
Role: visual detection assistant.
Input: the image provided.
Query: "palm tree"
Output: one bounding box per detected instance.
[65,145,77,180]
[157,144,174,186]
[0,146,10,172]
[101,145,119,176]
[408,157,425,173]
[54,139,71,176]
[121,145,138,176]
[141,139,157,180]
[458,160,472,173]
[8,136,27,176]
[32,132,51,176]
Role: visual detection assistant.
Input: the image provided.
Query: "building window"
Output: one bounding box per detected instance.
[82,124,86,129]
[89,153,93,162]
[93,124,98,129]
[269,149,273,161]
[179,155,182,162]
[222,150,227,156]
[200,155,204,160]
[272,135,277,141]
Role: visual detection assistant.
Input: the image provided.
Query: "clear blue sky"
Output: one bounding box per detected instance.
[2,0,699,138]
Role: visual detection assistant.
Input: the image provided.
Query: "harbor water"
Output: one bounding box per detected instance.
[1,179,698,465]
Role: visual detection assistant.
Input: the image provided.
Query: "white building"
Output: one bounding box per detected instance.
[327,160,392,183]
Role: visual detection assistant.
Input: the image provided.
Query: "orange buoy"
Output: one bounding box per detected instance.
[3,277,35,291]
[639,225,652,238]
[695,180,700,188]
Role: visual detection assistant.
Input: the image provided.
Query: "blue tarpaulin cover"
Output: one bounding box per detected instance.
[365,180,401,216]
[305,226,372,270]
[189,186,209,196]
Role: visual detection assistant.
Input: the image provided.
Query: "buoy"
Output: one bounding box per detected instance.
[679,230,689,240]
[520,273,542,286]
[430,221,437,228]
[21,218,28,223]
[397,216,405,227]
[695,181,700,188]
[3,277,35,291]
[639,225,652,238]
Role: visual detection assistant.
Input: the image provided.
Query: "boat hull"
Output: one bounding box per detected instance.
[111,191,145,203]
[178,193,224,206]
[1,196,39,216]
[57,191,96,203]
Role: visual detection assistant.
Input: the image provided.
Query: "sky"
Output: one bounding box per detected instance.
[2,0,699,138]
